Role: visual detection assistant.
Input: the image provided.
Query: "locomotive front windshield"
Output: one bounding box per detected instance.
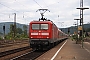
[32,24,48,30]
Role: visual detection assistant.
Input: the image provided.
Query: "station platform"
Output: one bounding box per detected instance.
[54,39,90,60]
[36,38,90,60]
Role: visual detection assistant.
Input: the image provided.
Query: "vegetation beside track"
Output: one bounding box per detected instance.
[70,32,90,44]
[0,24,28,40]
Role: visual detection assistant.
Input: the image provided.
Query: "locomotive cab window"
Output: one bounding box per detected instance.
[32,24,39,29]
[32,24,48,30]
[41,24,48,30]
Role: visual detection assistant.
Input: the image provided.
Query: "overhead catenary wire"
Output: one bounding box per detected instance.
[0,0,52,19]
[33,0,42,8]
[0,2,19,12]
[32,0,55,20]
[0,2,30,21]
[41,0,53,18]
[0,0,65,25]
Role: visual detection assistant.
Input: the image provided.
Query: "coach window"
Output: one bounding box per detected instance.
[41,24,48,30]
[32,24,39,29]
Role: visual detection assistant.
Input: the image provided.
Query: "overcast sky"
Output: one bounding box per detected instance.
[0,0,90,28]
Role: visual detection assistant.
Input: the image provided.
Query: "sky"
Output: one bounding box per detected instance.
[0,0,90,28]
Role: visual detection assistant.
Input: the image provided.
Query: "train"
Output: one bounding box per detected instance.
[29,9,68,50]
[29,20,67,50]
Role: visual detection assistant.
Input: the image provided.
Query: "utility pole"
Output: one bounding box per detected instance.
[76,0,89,48]
[79,0,83,37]
[13,13,16,38]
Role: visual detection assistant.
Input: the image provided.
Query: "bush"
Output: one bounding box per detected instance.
[72,34,78,40]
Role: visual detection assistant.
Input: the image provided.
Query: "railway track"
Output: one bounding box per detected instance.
[10,39,67,60]
[10,50,46,60]
[0,46,30,57]
[0,40,29,48]
[0,42,28,48]
[0,38,67,60]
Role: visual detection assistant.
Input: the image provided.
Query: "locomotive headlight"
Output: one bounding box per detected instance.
[31,37,33,38]
[47,37,49,38]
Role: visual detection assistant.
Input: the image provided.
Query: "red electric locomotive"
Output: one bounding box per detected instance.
[29,9,67,50]
[29,20,67,50]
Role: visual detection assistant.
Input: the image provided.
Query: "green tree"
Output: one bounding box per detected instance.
[9,24,14,33]
[6,24,28,39]
[23,25,27,37]
[17,28,23,34]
